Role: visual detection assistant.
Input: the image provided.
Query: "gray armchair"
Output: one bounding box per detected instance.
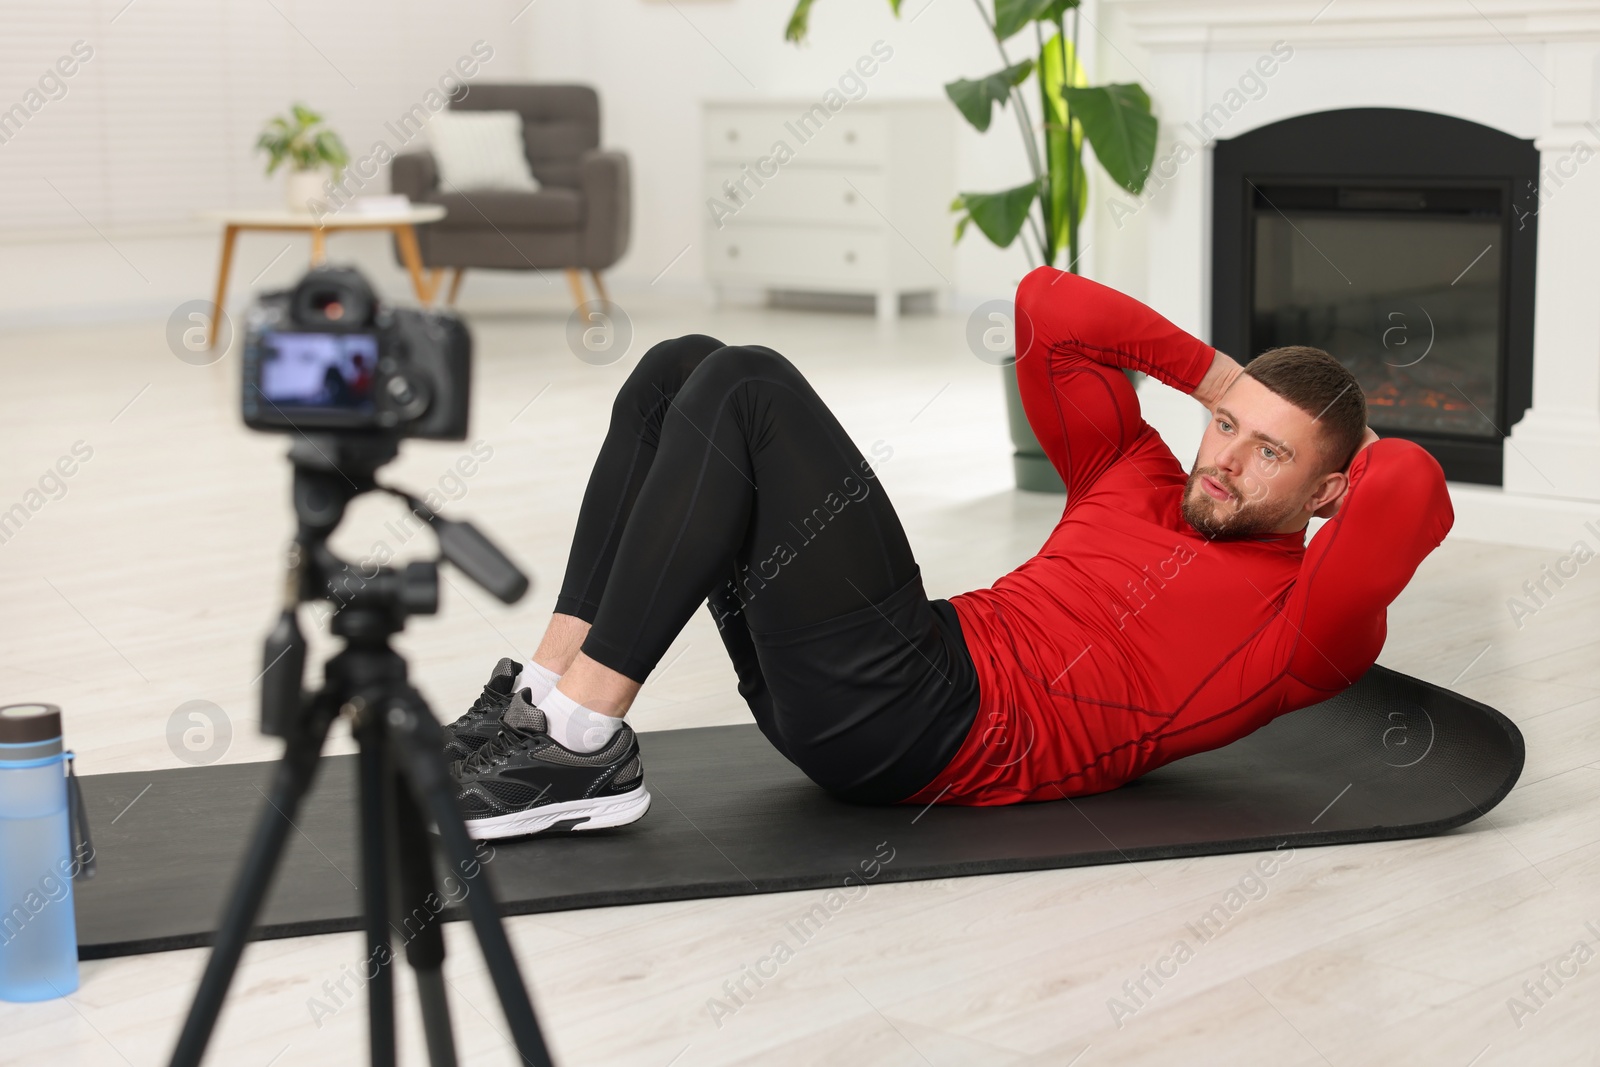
[390,84,631,308]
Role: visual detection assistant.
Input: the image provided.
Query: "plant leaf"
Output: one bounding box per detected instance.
[1037,31,1087,258]
[1060,82,1158,194]
[1036,30,1085,125]
[993,0,1066,40]
[786,0,901,44]
[951,183,1039,248]
[783,0,817,43]
[944,60,1033,133]
[314,129,349,168]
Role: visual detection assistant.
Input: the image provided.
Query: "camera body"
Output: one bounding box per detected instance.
[241,266,471,440]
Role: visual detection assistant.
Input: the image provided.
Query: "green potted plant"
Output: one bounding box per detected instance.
[787,0,1158,491]
[256,103,350,215]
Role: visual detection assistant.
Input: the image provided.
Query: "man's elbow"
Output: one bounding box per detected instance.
[1015,265,1062,326]
[1404,440,1454,545]
[1015,265,1105,351]
[1363,437,1454,544]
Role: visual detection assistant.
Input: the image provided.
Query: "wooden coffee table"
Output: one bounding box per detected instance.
[201,204,448,348]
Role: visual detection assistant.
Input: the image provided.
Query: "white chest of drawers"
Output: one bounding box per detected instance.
[702,98,955,320]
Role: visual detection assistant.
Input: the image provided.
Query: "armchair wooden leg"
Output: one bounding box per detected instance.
[587,269,610,307]
[446,267,465,306]
[564,267,588,310]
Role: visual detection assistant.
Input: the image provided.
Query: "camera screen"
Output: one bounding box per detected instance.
[256,331,380,412]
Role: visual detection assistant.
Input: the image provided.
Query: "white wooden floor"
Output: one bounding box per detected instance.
[2,292,1598,1066]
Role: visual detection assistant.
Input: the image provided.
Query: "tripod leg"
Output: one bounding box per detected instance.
[168,706,335,1067]
[415,970,457,1067]
[357,708,396,1067]
[391,760,457,1067]
[385,699,555,1067]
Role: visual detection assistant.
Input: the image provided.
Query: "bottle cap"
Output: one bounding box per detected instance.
[0,703,63,744]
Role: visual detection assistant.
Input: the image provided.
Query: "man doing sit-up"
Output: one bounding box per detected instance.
[444,266,1453,839]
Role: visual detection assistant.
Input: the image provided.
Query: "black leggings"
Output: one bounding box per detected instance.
[554,335,979,803]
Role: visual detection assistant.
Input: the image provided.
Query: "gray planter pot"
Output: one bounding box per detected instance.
[1000,359,1065,493]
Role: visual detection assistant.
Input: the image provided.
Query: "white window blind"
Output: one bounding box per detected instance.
[0,0,529,235]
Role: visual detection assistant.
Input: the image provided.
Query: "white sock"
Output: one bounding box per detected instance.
[515,659,562,706]
[538,685,623,753]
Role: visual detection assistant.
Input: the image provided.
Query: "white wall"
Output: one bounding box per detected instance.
[0,0,1105,328]
[0,0,537,329]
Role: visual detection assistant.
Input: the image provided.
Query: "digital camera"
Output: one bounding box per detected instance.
[241,265,470,440]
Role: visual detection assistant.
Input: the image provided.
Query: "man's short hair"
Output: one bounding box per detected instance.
[1243,345,1367,472]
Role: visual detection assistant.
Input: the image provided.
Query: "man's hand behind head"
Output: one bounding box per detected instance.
[1194,350,1245,412]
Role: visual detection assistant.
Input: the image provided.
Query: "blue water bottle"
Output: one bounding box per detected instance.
[0,703,95,1002]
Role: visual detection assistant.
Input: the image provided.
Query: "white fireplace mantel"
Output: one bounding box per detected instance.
[1115,0,1600,49]
[1099,0,1600,548]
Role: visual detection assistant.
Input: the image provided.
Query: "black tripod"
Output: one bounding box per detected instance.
[169,437,554,1067]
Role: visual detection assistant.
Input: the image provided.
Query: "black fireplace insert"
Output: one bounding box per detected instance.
[1212,108,1539,485]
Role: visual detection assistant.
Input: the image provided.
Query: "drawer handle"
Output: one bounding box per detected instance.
[843,191,856,204]
[844,130,857,144]
[728,245,740,258]
[844,250,857,264]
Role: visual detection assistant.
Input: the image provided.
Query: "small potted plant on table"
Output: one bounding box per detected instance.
[257,103,350,214]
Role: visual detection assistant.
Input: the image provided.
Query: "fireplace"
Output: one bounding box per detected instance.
[1211,108,1539,485]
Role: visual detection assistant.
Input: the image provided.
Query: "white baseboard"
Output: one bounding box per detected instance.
[1446,482,1600,550]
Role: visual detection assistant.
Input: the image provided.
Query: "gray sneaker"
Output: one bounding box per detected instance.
[450,689,649,840]
[441,658,519,763]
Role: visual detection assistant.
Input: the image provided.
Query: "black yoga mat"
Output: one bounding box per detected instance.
[73,665,1523,959]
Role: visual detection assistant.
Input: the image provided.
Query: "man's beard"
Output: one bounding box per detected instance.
[1180,466,1302,540]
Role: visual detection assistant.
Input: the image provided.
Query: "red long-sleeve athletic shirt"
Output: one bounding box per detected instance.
[910,266,1454,806]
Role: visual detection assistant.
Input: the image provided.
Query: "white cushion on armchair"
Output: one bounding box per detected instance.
[427,110,542,193]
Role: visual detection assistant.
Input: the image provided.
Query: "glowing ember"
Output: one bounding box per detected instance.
[1363,379,1473,411]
